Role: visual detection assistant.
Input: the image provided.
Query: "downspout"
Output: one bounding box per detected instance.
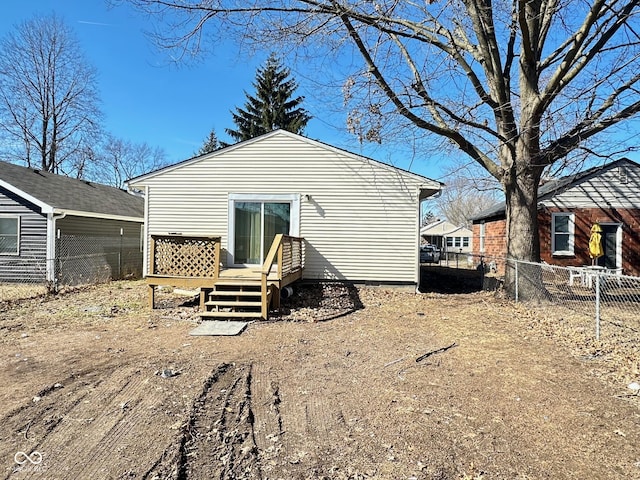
[46,211,67,285]
[138,185,150,277]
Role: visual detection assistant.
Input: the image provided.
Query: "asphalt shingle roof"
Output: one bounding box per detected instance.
[0,160,144,219]
[470,158,638,222]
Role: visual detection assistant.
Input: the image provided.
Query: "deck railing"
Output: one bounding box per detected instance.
[261,234,304,318]
[146,233,301,316]
[149,234,221,278]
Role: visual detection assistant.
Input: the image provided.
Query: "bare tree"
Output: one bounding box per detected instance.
[89,134,169,189]
[436,177,501,229]
[434,160,502,227]
[118,0,640,297]
[0,13,102,176]
[421,209,437,228]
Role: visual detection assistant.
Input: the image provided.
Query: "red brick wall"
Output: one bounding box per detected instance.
[540,207,640,276]
[472,219,507,273]
[473,207,640,276]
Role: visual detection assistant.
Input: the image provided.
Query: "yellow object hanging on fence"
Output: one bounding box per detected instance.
[589,223,604,259]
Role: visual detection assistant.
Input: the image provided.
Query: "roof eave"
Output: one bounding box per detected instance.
[52,208,144,222]
[0,179,54,213]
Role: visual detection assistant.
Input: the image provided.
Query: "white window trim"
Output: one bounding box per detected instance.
[479,223,486,253]
[551,212,575,256]
[0,215,20,256]
[227,193,301,266]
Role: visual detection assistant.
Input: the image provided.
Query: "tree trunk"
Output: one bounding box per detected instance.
[502,151,543,300]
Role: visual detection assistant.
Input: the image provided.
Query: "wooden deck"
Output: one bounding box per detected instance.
[146,234,304,320]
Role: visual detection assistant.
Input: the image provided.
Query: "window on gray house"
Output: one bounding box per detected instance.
[0,216,19,255]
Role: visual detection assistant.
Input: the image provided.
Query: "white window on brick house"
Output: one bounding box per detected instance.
[479,223,486,252]
[551,212,574,256]
[0,216,20,255]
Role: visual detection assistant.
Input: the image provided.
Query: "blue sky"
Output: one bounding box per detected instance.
[0,1,448,182]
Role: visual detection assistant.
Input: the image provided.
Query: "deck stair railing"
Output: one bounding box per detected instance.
[261,234,304,319]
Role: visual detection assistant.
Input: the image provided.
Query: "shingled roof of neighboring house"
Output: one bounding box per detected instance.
[0,160,144,219]
[469,158,639,222]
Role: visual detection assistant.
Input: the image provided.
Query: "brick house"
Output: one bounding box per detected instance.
[470,158,640,276]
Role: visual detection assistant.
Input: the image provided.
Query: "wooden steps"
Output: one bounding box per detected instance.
[200,279,272,321]
[200,311,263,319]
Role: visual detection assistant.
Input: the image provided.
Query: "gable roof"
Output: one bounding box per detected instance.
[0,160,144,220]
[127,129,443,190]
[470,158,639,222]
[420,219,473,237]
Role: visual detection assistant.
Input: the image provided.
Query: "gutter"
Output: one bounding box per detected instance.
[52,208,143,223]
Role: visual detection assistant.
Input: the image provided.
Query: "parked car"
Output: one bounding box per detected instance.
[420,244,441,263]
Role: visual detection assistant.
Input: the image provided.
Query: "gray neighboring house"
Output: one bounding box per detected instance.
[0,160,144,285]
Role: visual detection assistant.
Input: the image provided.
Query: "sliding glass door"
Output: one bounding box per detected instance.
[233,201,291,265]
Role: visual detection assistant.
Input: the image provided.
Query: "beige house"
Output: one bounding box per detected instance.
[128,130,441,319]
[420,219,473,254]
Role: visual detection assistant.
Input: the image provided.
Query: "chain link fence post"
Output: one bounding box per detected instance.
[595,274,601,341]
[514,259,519,303]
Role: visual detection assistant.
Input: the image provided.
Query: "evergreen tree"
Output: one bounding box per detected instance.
[198,128,220,155]
[225,54,310,144]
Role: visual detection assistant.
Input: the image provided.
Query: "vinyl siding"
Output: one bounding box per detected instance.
[543,161,640,209]
[132,132,437,283]
[0,189,47,282]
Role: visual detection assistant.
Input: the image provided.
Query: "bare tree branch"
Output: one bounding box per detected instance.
[0,13,102,175]
[115,0,640,296]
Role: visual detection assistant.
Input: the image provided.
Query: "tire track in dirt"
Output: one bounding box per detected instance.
[262,365,354,478]
[251,362,283,449]
[144,363,262,480]
[250,362,285,479]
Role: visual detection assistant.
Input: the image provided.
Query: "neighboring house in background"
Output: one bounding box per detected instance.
[128,129,442,304]
[420,219,473,254]
[0,160,144,286]
[470,158,640,276]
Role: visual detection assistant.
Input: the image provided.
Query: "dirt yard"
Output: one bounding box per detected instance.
[1,280,639,479]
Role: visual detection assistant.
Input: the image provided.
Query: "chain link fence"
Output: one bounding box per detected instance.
[0,233,142,304]
[56,234,142,286]
[510,259,640,342]
[0,254,49,302]
[422,254,639,344]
